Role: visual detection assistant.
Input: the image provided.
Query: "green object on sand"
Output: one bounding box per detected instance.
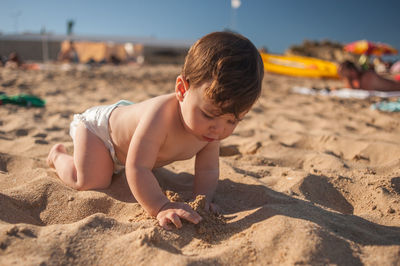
[371,98,400,112]
[0,94,45,107]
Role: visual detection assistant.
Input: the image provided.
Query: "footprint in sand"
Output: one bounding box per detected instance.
[34,139,49,145]
[15,129,29,137]
[33,132,48,144]
[45,126,63,132]
[34,133,47,138]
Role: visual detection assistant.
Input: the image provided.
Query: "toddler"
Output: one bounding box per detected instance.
[48,31,264,229]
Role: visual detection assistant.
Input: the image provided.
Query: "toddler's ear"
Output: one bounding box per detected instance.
[175,75,188,102]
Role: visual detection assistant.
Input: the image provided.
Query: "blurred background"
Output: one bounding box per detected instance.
[0,0,399,68]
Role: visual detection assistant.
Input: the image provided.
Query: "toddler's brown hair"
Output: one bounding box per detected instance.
[182,31,264,118]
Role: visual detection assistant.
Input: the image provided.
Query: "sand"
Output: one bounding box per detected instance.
[1,63,400,265]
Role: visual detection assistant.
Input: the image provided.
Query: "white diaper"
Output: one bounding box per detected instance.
[69,100,133,173]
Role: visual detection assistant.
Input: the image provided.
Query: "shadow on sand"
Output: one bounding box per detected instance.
[151,167,400,247]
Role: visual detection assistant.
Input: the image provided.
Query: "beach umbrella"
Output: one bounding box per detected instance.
[344,40,398,56]
[376,43,398,56]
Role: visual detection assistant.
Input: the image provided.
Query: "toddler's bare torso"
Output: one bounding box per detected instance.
[108,94,207,168]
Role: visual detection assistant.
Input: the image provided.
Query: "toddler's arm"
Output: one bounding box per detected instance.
[125,108,201,229]
[193,141,221,213]
[127,163,201,229]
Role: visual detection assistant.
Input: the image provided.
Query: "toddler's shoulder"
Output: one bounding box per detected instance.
[139,93,178,124]
[143,93,175,112]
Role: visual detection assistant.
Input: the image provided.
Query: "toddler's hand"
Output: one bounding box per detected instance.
[156,202,202,230]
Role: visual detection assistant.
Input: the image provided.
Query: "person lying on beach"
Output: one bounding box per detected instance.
[47,31,264,230]
[338,60,400,92]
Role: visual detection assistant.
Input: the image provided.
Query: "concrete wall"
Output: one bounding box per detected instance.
[0,38,188,64]
[0,40,61,62]
[143,46,188,65]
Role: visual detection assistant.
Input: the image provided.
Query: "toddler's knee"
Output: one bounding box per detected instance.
[72,174,91,191]
[74,174,111,191]
[74,180,90,191]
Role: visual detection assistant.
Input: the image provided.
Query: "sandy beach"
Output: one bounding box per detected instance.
[1,64,400,265]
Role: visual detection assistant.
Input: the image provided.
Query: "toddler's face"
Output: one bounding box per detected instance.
[178,82,247,142]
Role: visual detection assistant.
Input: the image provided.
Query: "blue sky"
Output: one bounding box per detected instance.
[1,0,399,59]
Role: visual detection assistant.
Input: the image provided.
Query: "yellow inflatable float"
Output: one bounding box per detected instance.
[260,53,339,79]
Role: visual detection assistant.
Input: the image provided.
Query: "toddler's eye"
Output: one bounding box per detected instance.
[228,120,237,125]
[202,111,214,120]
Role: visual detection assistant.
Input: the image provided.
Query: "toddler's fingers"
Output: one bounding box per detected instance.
[178,209,202,224]
[158,218,172,230]
[168,213,182,228]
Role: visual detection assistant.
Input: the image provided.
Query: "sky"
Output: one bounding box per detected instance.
[1,0,399,59]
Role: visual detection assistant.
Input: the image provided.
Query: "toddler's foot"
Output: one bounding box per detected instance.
[47,143,67,168]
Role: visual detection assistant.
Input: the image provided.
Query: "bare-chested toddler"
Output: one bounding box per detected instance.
[47,31,264,230]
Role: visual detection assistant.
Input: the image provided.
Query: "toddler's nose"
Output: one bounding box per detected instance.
[210,120,225,137]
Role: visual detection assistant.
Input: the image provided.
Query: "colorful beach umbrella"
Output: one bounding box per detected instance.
[344,40,398,56]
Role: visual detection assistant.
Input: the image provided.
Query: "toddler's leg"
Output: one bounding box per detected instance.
[47,123,114,190]
[47,143,76,186]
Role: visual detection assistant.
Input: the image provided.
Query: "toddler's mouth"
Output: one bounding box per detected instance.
[203,136,215,142]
